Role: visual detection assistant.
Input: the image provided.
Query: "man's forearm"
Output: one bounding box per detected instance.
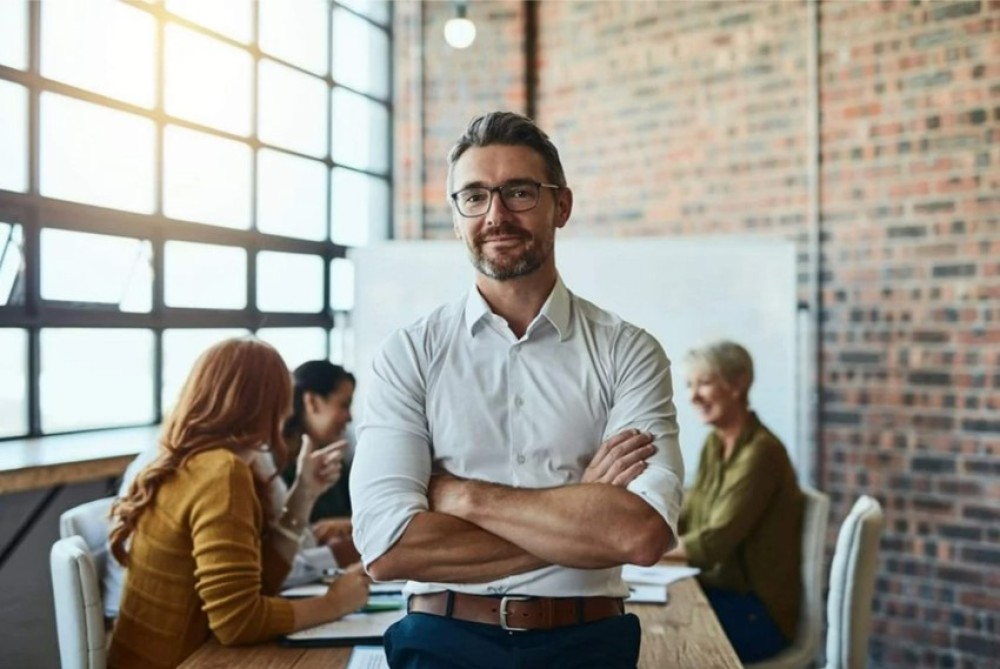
[441,481,672,568]
[366,511,548,583]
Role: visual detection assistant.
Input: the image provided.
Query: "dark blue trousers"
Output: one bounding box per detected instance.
[702,586,790,663]
[383,611,641,669]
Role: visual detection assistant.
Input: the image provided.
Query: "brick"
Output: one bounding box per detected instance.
[912,456,956,473]
[955,634,1000,659]
[931,1,982,22]
[961,546,1000,566]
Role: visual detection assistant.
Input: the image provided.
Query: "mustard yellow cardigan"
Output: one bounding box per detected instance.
[108,449,295,668]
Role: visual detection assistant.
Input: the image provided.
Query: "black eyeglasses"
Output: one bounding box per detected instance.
[450,180,560,218]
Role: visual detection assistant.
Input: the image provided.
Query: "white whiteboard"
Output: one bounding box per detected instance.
[350,237,799,484]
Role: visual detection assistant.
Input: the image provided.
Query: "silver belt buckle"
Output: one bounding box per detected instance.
[499,595,532,631]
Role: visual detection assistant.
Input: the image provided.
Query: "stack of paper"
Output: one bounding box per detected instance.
[623,564,700,604]
[347,646,389,669]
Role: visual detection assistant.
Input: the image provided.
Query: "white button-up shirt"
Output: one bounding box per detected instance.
[351,277,684,597]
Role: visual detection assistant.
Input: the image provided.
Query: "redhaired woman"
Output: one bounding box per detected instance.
[107,338,368,668]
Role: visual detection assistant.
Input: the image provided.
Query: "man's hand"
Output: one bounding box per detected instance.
[582,429,655,486]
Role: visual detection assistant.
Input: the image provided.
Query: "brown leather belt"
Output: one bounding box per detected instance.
[408,591,625,631]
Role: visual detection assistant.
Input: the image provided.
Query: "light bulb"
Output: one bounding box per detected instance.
[444,17,476,49]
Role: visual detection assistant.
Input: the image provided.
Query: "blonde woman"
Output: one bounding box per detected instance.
[666,340,803,663]
[108,338,368,669]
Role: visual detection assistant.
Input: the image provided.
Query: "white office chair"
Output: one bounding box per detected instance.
[747,485,830,669]
[822,495,884,669]
[51,535,107,669]
[52,496,115,669]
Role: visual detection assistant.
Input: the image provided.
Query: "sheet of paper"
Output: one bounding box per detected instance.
[282,579,407,599]
[284,609,406,642]
[625,583,669,604]
[622,564,700,586]
[281,583,326,597]
[370,580,406,594]
[346,646,389,669]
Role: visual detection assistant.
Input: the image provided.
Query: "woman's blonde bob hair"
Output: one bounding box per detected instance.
[109,337,292,566]
[684,340,755,403]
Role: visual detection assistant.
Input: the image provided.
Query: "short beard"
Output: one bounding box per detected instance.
[467,225,547,281]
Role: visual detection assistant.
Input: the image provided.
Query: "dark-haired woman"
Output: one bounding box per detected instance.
[108,339,369,669]
[280,360,360,565]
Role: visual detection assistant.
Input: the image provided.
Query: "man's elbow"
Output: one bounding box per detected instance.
[622,516,673,566]
[366,552,403,582]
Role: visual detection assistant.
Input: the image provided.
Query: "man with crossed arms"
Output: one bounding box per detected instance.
[350,111,684,668]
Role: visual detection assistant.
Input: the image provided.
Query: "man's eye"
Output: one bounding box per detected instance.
[463,191,487,203]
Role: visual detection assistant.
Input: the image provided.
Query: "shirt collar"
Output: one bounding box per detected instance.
[463,275,572,341]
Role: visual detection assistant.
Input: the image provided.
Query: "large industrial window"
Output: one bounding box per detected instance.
[0,0,392,439]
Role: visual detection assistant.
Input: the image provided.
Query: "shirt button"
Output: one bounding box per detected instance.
[517,455,526,464]
[514,396,524,407]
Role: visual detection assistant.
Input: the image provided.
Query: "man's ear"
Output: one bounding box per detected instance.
[555,188,573,229]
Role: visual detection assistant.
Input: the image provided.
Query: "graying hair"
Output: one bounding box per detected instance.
[684,340,755,395]
[447,111,567,192]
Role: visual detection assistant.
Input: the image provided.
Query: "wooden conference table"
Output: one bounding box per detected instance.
[178,577,741,669]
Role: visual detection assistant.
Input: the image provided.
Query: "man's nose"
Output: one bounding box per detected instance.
[484,189,511,223]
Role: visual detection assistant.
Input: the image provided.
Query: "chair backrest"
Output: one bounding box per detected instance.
[746,485,830,669]
[50,535,107,669]
[824,495,884,669]
[59,497,115,577]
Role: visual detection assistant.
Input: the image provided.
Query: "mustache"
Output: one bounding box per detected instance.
[475,225,531,244]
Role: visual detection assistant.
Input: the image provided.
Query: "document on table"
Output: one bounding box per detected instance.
[281,580,407,598]
[622,564,700,586]
[626,583,669,604]
[346,646,389,669]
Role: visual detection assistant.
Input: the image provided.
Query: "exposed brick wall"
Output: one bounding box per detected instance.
[394,0,527,239]
[819,1,1000,667]
[393,1,1000,667]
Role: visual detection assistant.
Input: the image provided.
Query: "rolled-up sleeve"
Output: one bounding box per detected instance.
[350,329,434,569]
[606,327,685,548]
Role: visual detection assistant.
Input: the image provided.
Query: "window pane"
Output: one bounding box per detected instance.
[0,0,28,70]
[0,80,28,192]
[40,0,155,108]
[332,8,389,99]
[164,241,247,309]
[40,229,152,312]
[329,312,353,365]
[257,251,324,313]
[337,0,391,28]
[39,93,155,214]
[164,125,251,229]
[165,23,252,136]
[331,88,389,173]
[166,0,253,43]
[40,328,155,432]
[256,327,327,370]
[0,328,27,438]
[258,59,328,158]
[331,169,389,246]
[257,149,328,240]
[330,258,354,311]
[162,328,249,411]
[0,222,25,306]
[259,0,329,75]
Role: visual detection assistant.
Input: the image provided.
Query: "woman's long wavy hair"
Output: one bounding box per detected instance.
[109,337,292,566]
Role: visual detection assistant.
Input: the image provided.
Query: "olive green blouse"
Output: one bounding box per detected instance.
[679,412,804,641]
